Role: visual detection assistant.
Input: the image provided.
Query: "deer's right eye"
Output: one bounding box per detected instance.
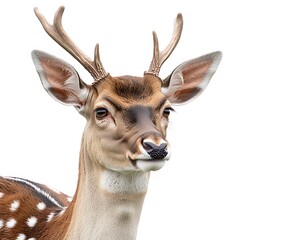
[95,108,108,119]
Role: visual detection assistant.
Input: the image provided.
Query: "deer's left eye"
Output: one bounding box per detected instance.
[163,107,174,118]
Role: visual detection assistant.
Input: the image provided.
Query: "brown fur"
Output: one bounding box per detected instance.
[0,177,72,239]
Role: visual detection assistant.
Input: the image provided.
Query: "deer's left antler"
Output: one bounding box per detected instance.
[146,13,183,78]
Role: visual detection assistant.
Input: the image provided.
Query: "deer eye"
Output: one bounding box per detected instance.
[163,107,174,118]
[95,108,108,119]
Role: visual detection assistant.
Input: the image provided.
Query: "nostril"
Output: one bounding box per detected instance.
[142,141,167,151]
[142,141,155,152]
[160,143,167,150]
[142,140,168,160]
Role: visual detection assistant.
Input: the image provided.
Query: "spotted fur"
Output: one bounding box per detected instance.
[0,177,70,239]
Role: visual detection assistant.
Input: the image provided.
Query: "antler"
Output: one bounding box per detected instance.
[146,13,183,78]
[34,6,108,82]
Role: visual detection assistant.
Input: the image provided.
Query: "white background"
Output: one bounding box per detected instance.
[1,0,300,239]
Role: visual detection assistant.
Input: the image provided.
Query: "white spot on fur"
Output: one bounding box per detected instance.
[27,216,38,227]
[16,233,26,240]
[0,219,4,229]
[0,192,4,198]
[37,202,46,211]
[67,197,73,202]
[28,238,36,240]
[47,212,55,222]
[10,200,20,212]
[6,218,17,228]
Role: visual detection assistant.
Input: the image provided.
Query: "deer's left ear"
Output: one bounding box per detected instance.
[162,51,222,105]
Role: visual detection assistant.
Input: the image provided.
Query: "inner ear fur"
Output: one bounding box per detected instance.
[31,50,89,109]
[162,51,222,105]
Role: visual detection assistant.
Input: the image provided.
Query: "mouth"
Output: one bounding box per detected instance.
[129,154,170,171]
[128,146,171,172]
[135,159,166,171]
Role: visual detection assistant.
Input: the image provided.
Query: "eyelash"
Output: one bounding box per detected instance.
[163,107,174,118]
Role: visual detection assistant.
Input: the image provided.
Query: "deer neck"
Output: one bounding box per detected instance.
[62,145,150,240]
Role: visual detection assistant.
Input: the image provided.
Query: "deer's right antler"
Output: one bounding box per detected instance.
[34,6,108,82]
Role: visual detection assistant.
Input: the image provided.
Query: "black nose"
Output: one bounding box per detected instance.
[142,141,168,160]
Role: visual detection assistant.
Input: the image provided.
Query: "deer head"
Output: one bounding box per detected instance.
[0,6,223,240]
[31,6,222,173]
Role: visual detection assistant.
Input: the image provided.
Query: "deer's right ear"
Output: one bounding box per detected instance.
[31,50,89,109]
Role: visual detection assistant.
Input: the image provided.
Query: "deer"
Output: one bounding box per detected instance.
[0,6,222,240]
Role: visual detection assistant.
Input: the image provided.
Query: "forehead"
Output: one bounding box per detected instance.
[94,75,166,108]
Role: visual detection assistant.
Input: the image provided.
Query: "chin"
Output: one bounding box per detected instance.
[136,159,166,171]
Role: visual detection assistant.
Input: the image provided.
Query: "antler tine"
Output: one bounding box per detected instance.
[94,43,106,75]
[34,6,108,82]
[147,13,183,77]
